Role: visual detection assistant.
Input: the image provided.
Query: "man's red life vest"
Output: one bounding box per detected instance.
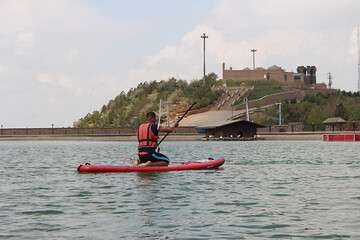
[137,122,159,148]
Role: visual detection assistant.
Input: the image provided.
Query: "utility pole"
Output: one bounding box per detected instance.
[244,97,250,121]
[357,25,360,92]
[328,72,332,89]
[158,99,162,129]
[201,33,208,80]
[165,100,169,126]
[276,103,282,125]
[250,49,257,70]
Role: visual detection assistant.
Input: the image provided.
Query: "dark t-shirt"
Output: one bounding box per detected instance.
[151,123,159,136]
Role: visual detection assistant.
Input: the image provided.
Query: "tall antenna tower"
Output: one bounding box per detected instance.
[357,25,360,92]
[328,72,332,89]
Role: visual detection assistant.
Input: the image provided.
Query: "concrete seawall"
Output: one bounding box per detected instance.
[0,132,336,141]
[0,127,355,141]
[0,127,198,138]
[0,134,204,141]
[258,132,323,141]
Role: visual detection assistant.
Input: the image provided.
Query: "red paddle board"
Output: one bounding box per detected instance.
[77,157,224,173]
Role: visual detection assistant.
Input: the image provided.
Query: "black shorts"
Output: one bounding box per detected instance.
[138,151,170,164]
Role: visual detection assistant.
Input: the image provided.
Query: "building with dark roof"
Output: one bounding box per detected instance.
[323,117,359,131]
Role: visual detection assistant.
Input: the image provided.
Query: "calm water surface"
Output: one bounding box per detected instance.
[1,141,359,239]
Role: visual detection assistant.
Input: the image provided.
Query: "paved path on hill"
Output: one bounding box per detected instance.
[180,89,305,127]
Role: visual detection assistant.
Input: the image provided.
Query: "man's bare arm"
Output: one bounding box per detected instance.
[159,123,178,133]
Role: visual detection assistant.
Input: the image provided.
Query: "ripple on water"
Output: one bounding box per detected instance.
[214,201,258,207]
[19,210,64,216]
[1,141,360,239]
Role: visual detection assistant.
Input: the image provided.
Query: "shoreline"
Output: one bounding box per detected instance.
[0,133,325,141]
[1,132,358,141]
[257,133,322,141]
[0,134,205,141]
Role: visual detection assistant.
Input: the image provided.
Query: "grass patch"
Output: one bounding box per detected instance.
[246,80,285,100]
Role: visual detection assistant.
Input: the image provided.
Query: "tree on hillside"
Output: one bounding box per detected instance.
[74,74,223,128]
[306,106,328,126]
[335,103,349,120]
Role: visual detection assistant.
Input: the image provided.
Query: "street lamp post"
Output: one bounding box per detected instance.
[251,49,257,70]
[201,33,208,80]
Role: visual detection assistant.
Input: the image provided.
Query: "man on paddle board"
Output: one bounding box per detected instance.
[135,111,178,166]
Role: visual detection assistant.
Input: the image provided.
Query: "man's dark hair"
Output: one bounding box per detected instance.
[146,112,156,119]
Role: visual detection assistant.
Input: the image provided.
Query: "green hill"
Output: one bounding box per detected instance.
[252,90,360,130]
[75,72,360,130]
[74,73,223,128]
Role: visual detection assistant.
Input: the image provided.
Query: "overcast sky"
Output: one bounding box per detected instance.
[1,0,359,127]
